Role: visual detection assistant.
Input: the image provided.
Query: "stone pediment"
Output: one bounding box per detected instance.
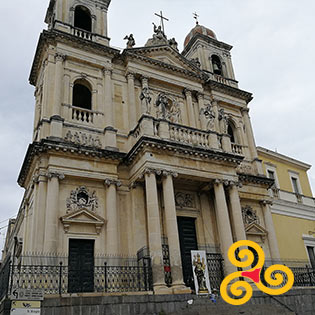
[124,46,205,79]
[245,222,268,241]
[60,209,106,235]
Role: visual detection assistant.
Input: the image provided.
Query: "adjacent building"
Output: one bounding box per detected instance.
[258,147,315,267]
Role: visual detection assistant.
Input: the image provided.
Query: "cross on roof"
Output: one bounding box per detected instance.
[155,11,169,34]
[193,12,199,25]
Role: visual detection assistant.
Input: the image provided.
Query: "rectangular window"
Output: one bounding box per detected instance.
[292,177,300,194]
[307,246,315,268]
[267,170,275,180]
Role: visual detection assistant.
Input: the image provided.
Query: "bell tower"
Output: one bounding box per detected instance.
[45,0,111,46]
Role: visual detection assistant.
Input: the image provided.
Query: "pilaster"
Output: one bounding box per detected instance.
[127,72,137,130]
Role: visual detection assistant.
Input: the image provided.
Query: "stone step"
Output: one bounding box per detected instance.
[167,304,295,315]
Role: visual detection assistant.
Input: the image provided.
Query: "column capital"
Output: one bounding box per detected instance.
[140,75,150,84]
[183,88,192,97]
[102,67,112,76]
[47,171,65,180]
[161,170,178,178]
[260,199,273,206]
[228,180,243,189]
[241,107,250,114]
[197,92,204,100]
[126,72,135,80]
[104,178,122,187]
[55,53,66,63]
[129,181,144,190]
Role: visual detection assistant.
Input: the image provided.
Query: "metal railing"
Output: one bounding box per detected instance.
[6,261,153,295]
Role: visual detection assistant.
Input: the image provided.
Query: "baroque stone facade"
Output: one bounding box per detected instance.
[2,0,281,295]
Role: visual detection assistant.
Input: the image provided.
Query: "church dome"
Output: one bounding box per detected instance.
[184,24,217,47]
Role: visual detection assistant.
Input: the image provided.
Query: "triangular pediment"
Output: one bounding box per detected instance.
[124,46,204,78]
[245,222,268,237]
[60,209,106,234]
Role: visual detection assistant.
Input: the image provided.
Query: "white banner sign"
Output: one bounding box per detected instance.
[191,250,212,295]
[10,309,40,315]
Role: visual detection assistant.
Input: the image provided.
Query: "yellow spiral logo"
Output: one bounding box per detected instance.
[220,240,294,305]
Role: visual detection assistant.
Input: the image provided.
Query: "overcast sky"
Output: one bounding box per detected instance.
[0,0,314,251]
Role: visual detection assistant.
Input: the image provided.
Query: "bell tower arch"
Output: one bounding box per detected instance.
[45,0,111,46]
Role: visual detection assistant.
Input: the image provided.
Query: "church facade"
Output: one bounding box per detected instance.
[2,0,280,295]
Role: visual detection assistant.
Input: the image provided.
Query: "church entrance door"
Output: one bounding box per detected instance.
[68,239,94,293]
[177,217,198,288]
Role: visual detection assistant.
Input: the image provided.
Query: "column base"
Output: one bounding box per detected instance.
[172,284,191,294]
[153,284,173,295]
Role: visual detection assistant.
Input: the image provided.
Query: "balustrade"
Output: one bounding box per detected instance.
[231,143,244,155]
[71,27,94,41]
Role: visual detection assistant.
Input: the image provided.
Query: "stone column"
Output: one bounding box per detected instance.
[127,73,137,130]
[162,171,190,293]
[144,170,171,294]
[32,173,48,253]
[104,68,113,127]
[44,172,64,254]
[213,180,236,275]
[229,182,247,241]
[104,179,121,255]
[184,89,196,128]
[261,200,280,262]
[197,93,207,130]
[50,53,65,138]
[241,108,263,174]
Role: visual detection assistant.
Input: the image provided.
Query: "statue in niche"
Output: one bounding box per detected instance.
[168,38,178,51]
[124,34,136,48]
[200,103,215,131]
[155,92,170,119]
[140,87,152,114]
[218,108,229,134]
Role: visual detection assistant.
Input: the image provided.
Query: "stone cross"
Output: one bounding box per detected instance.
[155,11,169,34]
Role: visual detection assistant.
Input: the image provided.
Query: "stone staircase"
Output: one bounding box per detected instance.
[167,299,296,315]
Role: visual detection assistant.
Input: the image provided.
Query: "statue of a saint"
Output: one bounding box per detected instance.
[124,34,136,48]
[140,87,152,114]
[153,23,166,40]
[193,254,209,294]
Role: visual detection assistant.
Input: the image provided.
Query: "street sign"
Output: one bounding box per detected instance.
[11,289,44,301]
[10,301,41,315]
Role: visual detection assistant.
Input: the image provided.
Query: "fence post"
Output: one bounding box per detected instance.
[59,262,63,295]
[104,262,107,293]
[137,265,141,292]
[306,265,313,286]
[143,260,148,291]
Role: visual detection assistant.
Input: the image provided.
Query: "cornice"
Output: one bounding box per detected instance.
[122,49,207,82]
[207,80,253,104]
[182,33,233,56]
[18,139,126,188]
[29,29,119,86]
[124,136,244,166]
[238,173,274,188]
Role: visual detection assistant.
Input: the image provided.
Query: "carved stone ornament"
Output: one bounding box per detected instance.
[66,186,98,213]
[175,192,195,209]
[242,206,260,226]
[191,58,201,68]
[65,130,102,148]
[200,103,216,131]
[140,87,152,114]
[155,92,181,123]
[168,37,178,51]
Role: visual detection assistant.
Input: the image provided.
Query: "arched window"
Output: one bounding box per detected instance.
[74,6,92,32]
[227,123,235,143]
[72,80,92,110]
[211,55,222,76]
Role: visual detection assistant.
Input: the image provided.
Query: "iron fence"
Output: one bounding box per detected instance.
[206,253,225,290]
[8,262,153,295]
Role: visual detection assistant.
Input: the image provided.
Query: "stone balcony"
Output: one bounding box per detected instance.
[128,115,245,156]
[271,188,315,207]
